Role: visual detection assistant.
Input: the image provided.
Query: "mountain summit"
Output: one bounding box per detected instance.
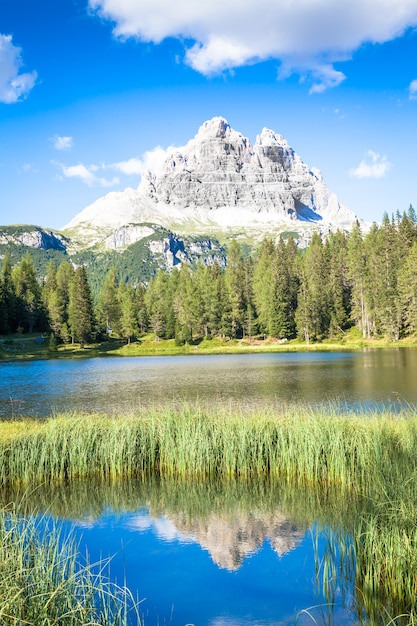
[64,117,359,248]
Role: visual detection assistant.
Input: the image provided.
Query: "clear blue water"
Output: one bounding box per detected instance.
[2,349,415,624]
[49,495,356,626]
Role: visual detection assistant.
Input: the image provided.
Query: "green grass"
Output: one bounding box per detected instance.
[2,331,417,362]
[2,405,417,487]
[0,505,141,625]
[3,406,417,624]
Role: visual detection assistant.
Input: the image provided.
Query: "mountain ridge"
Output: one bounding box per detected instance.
[63,116,361,250]
[0,117,364,284]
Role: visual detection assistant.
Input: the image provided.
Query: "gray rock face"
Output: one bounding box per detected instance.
[140,116,356,228]
[0,227,67,251]
[64,117,359,248]
[104,224,156,249]
[148,232,226,270]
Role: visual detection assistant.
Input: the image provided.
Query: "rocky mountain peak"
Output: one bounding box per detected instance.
[256,127,288,147]
[197,116,231,138]
[64,116,361,249]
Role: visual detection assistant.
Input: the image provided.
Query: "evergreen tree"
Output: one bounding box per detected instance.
[295,233,329,342]
[368,215,401,340]
[253,238,275,336]
[135,283,148,334]
[325,231,351,337]
[42,261,65,340]
[119,285,139,344]
[96,267,121,335]
[46,290,66,339]
[1,251,16,333]
[242,256,257,339]
[398,241,417,336]
[347,221,373,338]
[223,241,246,338]
[145,271,169,339]
[68,266,95,347]
[42,260,58,305]
[12,253,43,333]
[173,265,199,344]
[56,260,75,333]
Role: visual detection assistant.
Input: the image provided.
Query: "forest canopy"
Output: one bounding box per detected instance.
[1,208,417,345]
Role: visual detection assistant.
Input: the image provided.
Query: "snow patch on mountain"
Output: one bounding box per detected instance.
[63,117,360,247]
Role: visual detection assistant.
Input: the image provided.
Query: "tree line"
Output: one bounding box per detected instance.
[1,208,417,345]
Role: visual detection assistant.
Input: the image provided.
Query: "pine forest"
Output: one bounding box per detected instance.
[1,209,417,346]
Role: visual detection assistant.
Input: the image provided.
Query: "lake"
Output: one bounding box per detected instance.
[2,478,361,626]
[1,348,417,417]
[2,348,417,624]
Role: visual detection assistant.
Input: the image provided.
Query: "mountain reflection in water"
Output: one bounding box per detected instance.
[2,478,367,625]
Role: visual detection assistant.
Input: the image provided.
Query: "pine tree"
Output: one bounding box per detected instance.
[253,238,275,336]
[68,266,95,347]
[224,241,246,338]
[96,267,121,335]
[56,260,75,333]
[347,221,373,338]
[325,231,351,337]
[119,286,139,344]
[295,233,330,342]
[135,283,148,334]
[47,290,65,339]
[368,215,401,340]
[242,256,257,339]
[200,262,225,338]
[398,241,417,336]
[12,253,43,333]
[145,271,169,339]
[1,251,16,332]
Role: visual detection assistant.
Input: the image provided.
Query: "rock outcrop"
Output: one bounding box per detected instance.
[63,117,360,249]
[0,226,67,251]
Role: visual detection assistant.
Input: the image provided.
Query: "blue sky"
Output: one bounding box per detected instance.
[1,0,417,229]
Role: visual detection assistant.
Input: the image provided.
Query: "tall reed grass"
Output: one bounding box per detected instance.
[1,405,417,488]
[0,505,140,625]
[3,405,417,625]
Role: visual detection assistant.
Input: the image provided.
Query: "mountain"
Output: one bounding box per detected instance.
[63,116,360,250]
[1,117,362,287]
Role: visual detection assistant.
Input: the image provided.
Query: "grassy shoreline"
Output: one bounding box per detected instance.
[2,406,417,624]
[0,506,140,626]
[1,331,417,361]
[1,405,417,486]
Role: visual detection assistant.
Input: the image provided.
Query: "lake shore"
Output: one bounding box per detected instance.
[2,406,417,624]
[1,331,417,362]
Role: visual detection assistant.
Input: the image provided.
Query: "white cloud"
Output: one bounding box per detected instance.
[54,143,188,190]
[409,79,417,99]
[52,136,73,151]
[88,0,417,91]
[350,151,392,179]
[109,157,143,175]
[21,163,39,173]
[59,163,120,187]
[0,34,37,103]
[104,146,178,178]
[139,145,179,174]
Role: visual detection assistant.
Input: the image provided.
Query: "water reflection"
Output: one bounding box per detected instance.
[1,349,417,416]
[0,478,372,625]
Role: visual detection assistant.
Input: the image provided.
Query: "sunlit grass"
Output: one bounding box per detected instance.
[1,405,417,488]
[0,505,141,625]
[3,405,417,624]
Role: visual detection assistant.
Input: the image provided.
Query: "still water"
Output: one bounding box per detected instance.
[2,349,416,624]
[3,478,360,626]
[1,348,417,416]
